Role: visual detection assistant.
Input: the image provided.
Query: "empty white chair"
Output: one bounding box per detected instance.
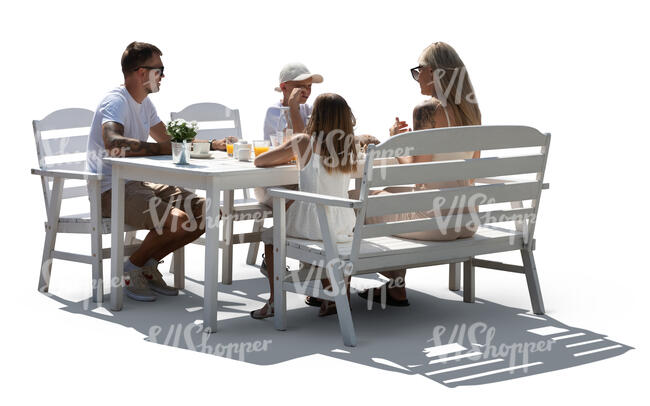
[170,102,271,284]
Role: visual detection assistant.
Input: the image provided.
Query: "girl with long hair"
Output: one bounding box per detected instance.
[251,93,371,318]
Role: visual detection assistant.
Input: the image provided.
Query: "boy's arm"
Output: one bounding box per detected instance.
[288,88,306,133]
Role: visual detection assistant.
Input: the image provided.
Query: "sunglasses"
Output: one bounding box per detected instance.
[135,66,165,76]
[410,65,424,81]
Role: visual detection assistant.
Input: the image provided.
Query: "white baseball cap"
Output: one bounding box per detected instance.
[274,62,323,92]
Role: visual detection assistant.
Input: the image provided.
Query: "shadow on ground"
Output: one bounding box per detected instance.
[49,274,633,388]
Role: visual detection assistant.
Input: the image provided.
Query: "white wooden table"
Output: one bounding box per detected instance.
[104,151,297,332]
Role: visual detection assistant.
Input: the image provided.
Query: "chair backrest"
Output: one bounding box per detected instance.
[351,125,551,262]
[33,108,95,203]
[170,102,242,141]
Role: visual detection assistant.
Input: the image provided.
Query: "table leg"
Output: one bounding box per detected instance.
[203,178,221,333]
[110,167,125,311]
[173,246,185,289]
[221,189,234,285]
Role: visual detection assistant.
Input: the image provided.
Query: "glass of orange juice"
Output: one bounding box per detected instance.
[226,138,235,157]
[253,140,270,157]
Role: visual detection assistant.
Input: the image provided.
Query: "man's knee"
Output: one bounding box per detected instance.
[182,206,207,236]
[163,208,191,231]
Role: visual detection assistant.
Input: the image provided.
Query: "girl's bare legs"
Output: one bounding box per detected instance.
[251,244,275,317]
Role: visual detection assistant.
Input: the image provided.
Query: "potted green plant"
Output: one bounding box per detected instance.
[167,119,199,165]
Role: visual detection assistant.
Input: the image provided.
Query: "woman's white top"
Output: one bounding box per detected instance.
[286,144,355,243]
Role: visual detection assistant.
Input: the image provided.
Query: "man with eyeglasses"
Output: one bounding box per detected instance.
[86,41,220,302]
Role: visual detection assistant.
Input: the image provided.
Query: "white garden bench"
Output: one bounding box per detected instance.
[268,125,551,347]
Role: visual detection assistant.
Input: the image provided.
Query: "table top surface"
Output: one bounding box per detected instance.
[104,151,297,177]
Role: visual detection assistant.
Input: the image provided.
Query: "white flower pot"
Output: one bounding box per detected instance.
[171,141,191,165]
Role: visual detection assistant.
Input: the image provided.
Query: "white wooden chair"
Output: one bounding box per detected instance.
[32,108,184,302]
[170,102,272,283]
[269,125,551,346]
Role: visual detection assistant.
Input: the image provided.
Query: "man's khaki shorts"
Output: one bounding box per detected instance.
[101,181,204,230]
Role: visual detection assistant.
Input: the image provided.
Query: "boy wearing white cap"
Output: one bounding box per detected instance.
[256,62,324,207]
[263,62,324,139]
[255,63,322,286]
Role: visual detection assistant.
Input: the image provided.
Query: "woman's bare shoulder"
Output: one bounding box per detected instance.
[432,101,457,127]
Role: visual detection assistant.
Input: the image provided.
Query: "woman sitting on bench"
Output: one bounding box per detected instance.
[355,41,482,307]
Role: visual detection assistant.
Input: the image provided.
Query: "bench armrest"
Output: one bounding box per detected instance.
[267,187,363,208]
[475,177,549,190]
[31,168,102,181]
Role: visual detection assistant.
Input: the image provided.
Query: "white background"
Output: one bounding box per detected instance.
[1,0,649,404]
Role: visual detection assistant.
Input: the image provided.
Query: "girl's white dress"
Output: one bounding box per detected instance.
[285,150,355,243]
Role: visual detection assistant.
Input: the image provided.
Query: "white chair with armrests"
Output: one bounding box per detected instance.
[32,108,185,302]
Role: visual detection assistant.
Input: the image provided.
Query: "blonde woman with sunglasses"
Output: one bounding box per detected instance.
[357,42,482,307]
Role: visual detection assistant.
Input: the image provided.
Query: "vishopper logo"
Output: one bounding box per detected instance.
[148,323,272,361]
[429,192,494,234]
[144,193,205,235]
[430,66,478,106]
[356,276,406,310]
[284,259,353,298]
[283,259,404,310]
[85,144,129,160]
[281,129,379,169]
[427,322,554,371]
[143,193,272,237]
[86,145,129,179]
[429,192,536,245]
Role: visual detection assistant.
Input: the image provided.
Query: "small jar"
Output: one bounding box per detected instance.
[237,144,252,161]
[233,140,248,159]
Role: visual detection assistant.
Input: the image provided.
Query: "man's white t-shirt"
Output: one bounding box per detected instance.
[262,101,312,140]
[86,85,161,193]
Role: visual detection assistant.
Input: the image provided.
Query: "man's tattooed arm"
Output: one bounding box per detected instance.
[102,121,171,157]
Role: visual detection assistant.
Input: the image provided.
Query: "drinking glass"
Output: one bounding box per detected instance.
[253,140,270,157]
[226,138,235,157]
[270,133,282,148]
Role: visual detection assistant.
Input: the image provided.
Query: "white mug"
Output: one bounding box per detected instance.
[192,142,210,155]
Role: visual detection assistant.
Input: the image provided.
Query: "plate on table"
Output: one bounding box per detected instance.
[190,152,214,159]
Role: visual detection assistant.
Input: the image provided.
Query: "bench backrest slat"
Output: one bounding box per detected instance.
[365,181,541,217]
[368,125,546,159]
[362,207,536,239]
[369,154,545,188]
[349,126,550,260]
